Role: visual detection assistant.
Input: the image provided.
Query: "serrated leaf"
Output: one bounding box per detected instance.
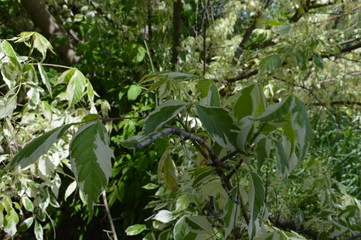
[14,32,54,60]
[38,63,52,97]
[127,85,142,101]
[259,54,282,74]
[142,100,187,136]
[251,96,294,123]
[153,210,177,223]
[70,120,114,211]
[5,124,73,170]
[274,22,291,35]
[195,105,239,151]
[58,68,87,106]
[234,83,266,121]
[125,224,147,236]
[248,172,265,238]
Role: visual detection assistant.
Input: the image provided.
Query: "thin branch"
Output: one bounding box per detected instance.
[102,190,118,240]
[27,62,72,69]
[310,5,361,25]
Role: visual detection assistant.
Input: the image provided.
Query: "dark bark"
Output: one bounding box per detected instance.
[225,41,361,83]
[171,0,182,71]
[20,0,80,64]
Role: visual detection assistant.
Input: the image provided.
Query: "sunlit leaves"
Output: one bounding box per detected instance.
[127,84,142,101]
[58,68,87,106]
[259,54,282,74]
[195,104,239,151]
[142,100,187,136]
[0,40,21,89]
[0,91,17,119]
[12,32,54,61]
[173,216,214,240]
[125,224,147,236]
[5,124,73,170]
[234,83,266,121]
[69,120,114,210]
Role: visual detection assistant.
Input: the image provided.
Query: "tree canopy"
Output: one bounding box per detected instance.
[0,0,360,239]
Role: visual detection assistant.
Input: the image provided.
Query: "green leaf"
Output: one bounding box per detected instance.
[195,105,239,151]
[1,40,21,88]
[34,220,43,240]
[142,183,158,190]
[275,140,289,176]
[158,150,178,189]
[248,172,265,238]
[175,195,190,212]
[0,92,17,119]
[37,63,52,97]
[174,216,214,240]
[224,188,240,239]
[4,209,19,236]
[5,124,73,170]
[234,83,266,121]
[274,22,291,35]
[153,210,177,223]
[21,196,34,212]
[64,181,77,200]
[58,68,87,106]
[255,135,271,170]
[127,85,142,101]
[259,54,282,74]
[142,100,187,136]
[125,224,147,236]
[313,54,324,69]
[251,95,295,123]
[13,32,54,60]
[18,217,34,232]
[204,81,220,107]
[70,120,114,212]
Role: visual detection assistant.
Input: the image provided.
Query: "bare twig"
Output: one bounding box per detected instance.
[102,190,118,240]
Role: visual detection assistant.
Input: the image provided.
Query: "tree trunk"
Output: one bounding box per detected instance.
[171,0,182,71]
[20,0,80,64]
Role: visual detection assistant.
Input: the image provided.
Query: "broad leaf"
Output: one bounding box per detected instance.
[58,68,87,106]
[274,22,291,35]
[70,120,114,211]
[195,105,239,151]
[153,210,177,223]
[127,84,142,101]
[204,81,220,107]
[174,216,214,240]
[5,124,73,170]
[0,93,17,119]
[313,53,324,69]
[142,100,187,136]
[259,54,282,74]
[13,32,54,60]
[248,172,265,239]
[1,40,21,89]
[251,95,295,123]
[125,224,147,236]
[234,83,266,121]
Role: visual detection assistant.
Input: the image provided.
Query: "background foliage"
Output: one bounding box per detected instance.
[0,0,360,239]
